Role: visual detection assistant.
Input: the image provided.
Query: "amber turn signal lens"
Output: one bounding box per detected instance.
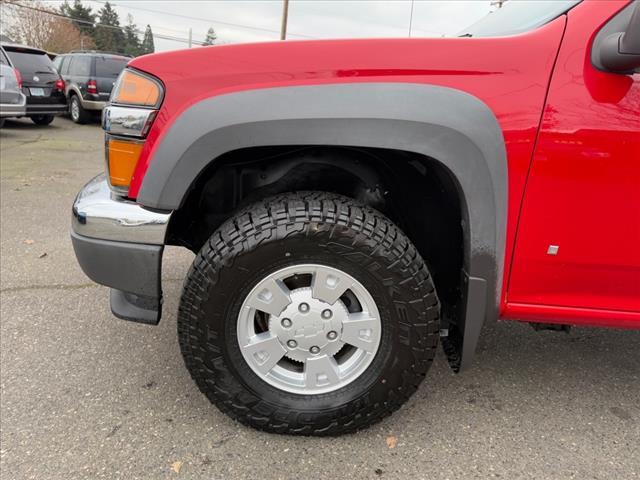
[107,138,144,189]
[112,69,161,107]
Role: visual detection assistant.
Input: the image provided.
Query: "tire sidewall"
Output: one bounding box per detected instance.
[185,222,436,417]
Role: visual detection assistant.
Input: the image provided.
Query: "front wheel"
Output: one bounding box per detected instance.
[178,192,440,435]
[30,115,54,126]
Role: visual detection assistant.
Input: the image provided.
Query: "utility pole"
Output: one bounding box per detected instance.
[408,0,414,38]
[280,0,289,40]
[188,27,192,48]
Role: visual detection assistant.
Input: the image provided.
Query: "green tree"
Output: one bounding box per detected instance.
[141,25,155,54]
[203,26,217,46]
[123,14,141,56]
[59,0,96,39]
[94,1,125,53]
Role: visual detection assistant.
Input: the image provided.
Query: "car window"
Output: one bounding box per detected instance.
[4,50,56,75]
[0,48,9,66]
[66,56,76,75]
[52,55,62,71]
[71,56,92,76]
[60,56,69,75]
[95,56,128,77]
[459,0,581,37]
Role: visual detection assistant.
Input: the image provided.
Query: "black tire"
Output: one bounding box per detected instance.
[178,192,440,435]
[0,118,5,128]
[30,115,54,126]
[69,95,89,124]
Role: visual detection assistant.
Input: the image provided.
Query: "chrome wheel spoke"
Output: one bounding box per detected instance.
[304,354,340,388]
[241,333,287,375]
[311,267,351,305]
[341,313,379,353]
[245,278,292,317]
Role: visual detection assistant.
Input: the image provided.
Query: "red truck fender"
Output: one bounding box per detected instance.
[137,82,507,370]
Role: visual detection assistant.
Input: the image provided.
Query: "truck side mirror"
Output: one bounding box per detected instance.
[599,1,640,74]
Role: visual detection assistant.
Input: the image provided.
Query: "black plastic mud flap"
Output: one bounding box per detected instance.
[442,276,487,373]
[71,232,164,325]
[110,289,162,325]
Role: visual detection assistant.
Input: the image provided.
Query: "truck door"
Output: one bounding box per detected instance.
[508,1,640,324]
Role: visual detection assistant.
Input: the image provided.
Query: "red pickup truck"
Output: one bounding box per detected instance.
[71,0,640,435]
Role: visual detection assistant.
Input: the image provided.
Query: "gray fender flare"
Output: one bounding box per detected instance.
[140,83,507,370]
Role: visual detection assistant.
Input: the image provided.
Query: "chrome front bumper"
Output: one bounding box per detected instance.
[71,174,172,324]
[72,173,170,245]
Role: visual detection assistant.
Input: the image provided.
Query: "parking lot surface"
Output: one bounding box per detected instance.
[1,116,639,479]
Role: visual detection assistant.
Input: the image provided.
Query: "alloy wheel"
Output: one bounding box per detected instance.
[237,264,382,395]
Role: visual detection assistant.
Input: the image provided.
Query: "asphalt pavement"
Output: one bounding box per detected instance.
[1,116,638,480]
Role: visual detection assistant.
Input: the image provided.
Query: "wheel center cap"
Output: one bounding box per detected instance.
[269,287,347,362]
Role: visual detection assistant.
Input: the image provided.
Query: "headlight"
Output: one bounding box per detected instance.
[110,69,163,108]
[103,68,164,196]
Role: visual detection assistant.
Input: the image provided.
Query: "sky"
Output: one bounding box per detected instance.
[42,0,494,51]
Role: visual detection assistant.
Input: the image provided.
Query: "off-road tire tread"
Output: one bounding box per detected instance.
[178,191,440,435]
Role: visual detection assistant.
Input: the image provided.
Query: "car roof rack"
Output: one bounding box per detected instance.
[67,50,132,58]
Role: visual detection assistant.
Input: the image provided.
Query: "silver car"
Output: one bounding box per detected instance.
[0,46,27,127]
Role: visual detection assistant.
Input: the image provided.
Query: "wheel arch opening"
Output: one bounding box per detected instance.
[166,145,469,339]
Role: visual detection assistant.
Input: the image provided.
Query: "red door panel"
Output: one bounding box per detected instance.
[507,1,640,323]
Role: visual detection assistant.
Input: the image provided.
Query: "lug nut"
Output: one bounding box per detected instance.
[287,340,297,348]
[309,346,320,354]
[321,309,332,319]
[327,331,338,340]
[298,303,310,313]
[281,318,292,328]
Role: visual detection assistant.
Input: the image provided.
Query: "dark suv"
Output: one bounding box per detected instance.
[53,51,130,124]
[1,43,67,126]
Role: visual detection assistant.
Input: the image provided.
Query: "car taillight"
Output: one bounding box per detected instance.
[87,79,98,94]
[14,68,22,89]
[55,78,65,91]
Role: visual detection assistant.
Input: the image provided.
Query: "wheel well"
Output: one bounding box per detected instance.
[68,90,79,104]
[167,145,466,326]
